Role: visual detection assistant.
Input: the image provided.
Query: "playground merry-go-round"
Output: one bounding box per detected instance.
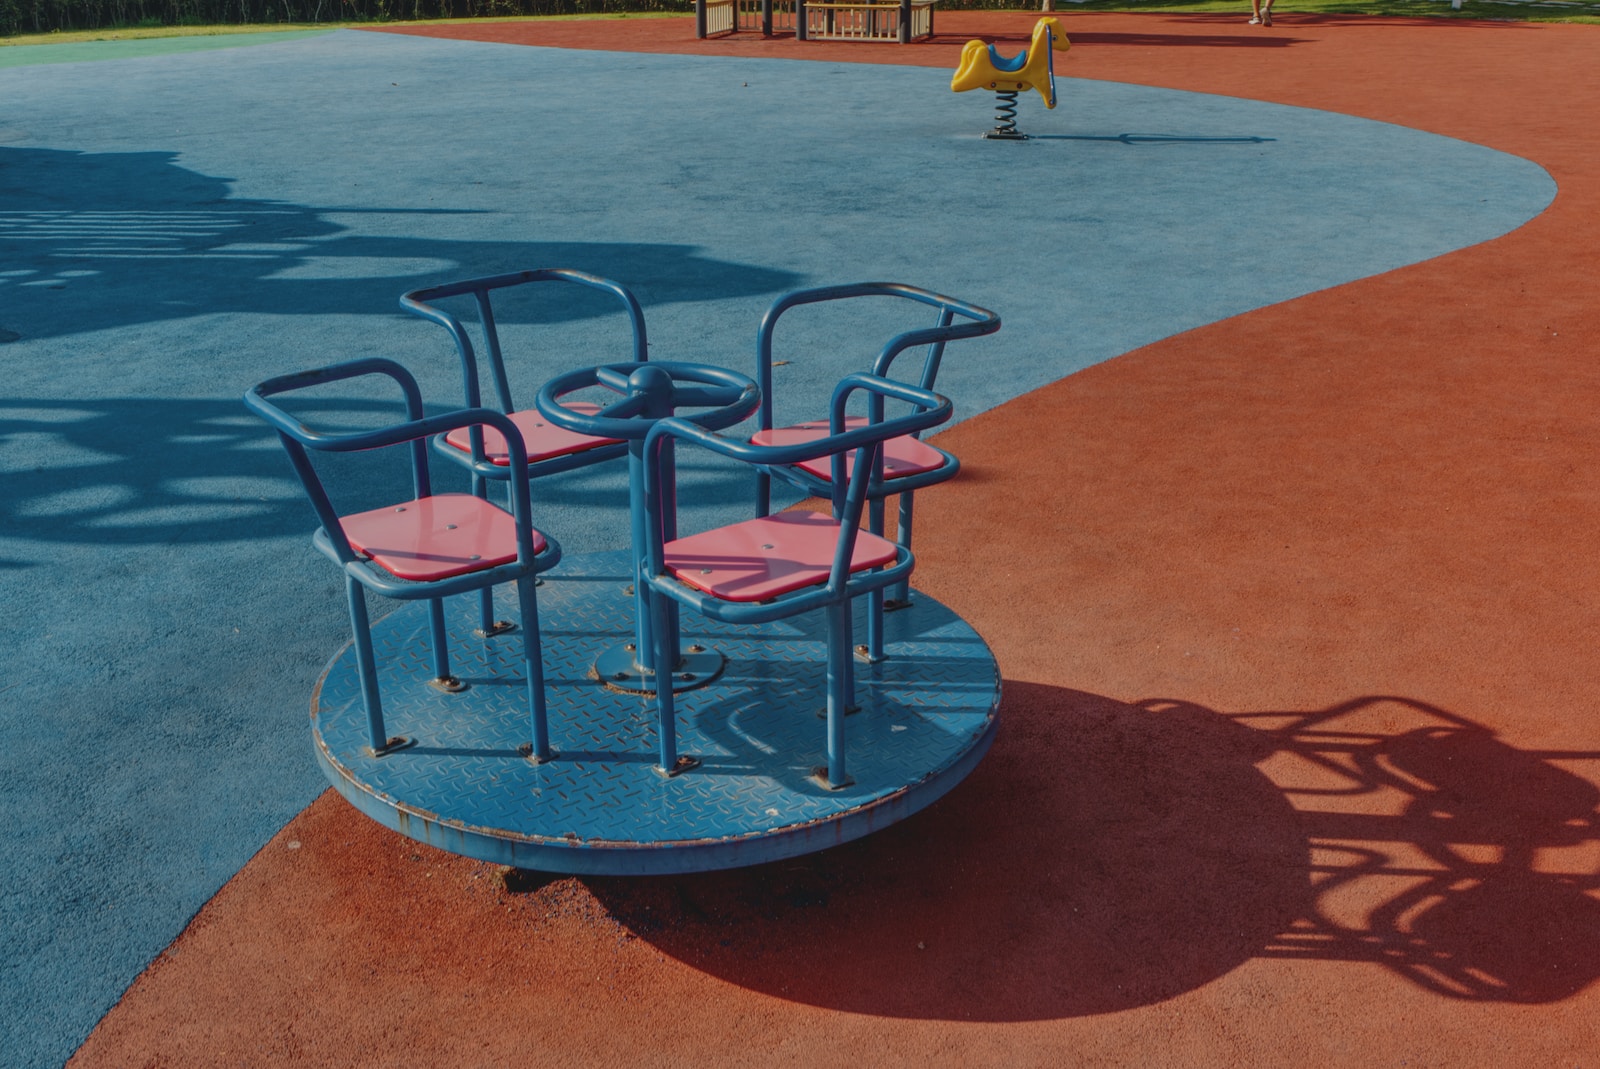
[245,271,1004,874]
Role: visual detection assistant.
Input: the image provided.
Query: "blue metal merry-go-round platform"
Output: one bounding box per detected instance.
[312,550,999,874]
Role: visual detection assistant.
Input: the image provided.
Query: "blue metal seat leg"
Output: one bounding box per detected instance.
[825,598,855,789]
[346,576,399,756]
[515,574,552,762]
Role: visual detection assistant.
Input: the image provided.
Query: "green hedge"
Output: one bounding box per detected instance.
[0,0,1042,36]
[0,0,686,36]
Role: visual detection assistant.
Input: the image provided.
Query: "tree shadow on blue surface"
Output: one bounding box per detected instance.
[0,147,800,341]
[0,397,309,545]
[586,690,1600,1019]
[0,146,796,547]
[0,396,440,546]
[0,395,758,547]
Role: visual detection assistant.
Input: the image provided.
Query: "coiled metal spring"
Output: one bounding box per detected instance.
[986,90,1026,140]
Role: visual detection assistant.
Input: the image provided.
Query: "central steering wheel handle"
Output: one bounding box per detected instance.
[535,361,760,441]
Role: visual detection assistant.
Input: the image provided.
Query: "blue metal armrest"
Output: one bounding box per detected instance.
[244,357,553,590]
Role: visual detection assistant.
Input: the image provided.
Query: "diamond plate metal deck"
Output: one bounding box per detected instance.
[312,550,999,874]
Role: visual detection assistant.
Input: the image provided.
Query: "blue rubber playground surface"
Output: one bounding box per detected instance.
[0,27,1554,1067]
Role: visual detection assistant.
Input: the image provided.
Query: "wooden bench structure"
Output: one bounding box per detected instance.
[696,0,935,43]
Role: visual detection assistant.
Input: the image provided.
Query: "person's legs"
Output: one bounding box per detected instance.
[1260,0,1273,24]
[1248,0,1262,22]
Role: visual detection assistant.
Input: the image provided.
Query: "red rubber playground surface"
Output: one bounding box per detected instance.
[72,12,1600,1066]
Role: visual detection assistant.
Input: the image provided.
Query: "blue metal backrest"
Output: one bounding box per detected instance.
[754,282,1000,439]
[400,269,649,415]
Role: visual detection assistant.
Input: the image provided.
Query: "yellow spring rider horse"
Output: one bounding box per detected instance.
[950,17,1069,140]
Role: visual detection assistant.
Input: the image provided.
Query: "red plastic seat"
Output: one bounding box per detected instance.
[342,493,548,583]
[750,416,947,483]
[441,404,619,467]
[663,510,898,603]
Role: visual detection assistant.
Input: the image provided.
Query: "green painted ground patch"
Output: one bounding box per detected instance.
[0,29,330,68]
